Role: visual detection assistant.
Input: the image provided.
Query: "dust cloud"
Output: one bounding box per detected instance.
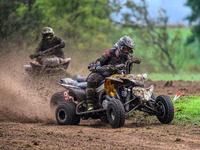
[0,46,93,123]
[0,51,62,123]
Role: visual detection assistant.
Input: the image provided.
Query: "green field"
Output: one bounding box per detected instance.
[148,73,200,81]
[173,96,200,126]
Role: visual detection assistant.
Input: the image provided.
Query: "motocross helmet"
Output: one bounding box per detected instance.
[42,27,54,40]
[114,36,135,55]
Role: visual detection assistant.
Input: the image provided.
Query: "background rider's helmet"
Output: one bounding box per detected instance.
[114,36,135,55]
[42,27,54,40]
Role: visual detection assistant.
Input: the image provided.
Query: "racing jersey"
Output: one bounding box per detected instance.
[35,36,65,58]
[93,47,139,76]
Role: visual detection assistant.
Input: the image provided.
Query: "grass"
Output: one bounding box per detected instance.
[148,73,200,81]
[173,96,200,126]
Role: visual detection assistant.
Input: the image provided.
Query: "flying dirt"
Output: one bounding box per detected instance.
[0,52,54,123]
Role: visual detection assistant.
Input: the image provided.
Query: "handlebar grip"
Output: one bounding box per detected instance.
[132,58,141,64]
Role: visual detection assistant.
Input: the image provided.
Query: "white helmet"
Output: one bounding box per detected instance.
[114,36,135,55]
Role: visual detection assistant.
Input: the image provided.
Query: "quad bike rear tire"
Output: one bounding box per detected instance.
[67,102,80,125]
[50,92,64,109]
[106,99,125,128]
[156,95,174,124]
[56,102,73,125]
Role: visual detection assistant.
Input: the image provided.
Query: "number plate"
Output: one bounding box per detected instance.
[63,90,73,101]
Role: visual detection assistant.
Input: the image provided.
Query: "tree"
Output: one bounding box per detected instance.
[37,0,113,51]
[112,0,180,72]
[185,0,200,43]
[0,0,43,40]
[0,0,113,53]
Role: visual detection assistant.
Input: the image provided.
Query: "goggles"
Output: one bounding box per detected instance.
[123,46,133,53]
[43,33,53,39]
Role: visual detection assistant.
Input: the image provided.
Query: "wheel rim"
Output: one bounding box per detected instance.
[156,101,166,118]
[111,110,115,120]
[108,107,116,121]
[58,108,67,122]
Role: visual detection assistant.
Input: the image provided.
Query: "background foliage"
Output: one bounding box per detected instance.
[0,0,199,73]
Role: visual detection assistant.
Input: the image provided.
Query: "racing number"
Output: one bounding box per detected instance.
[63,90,73,101]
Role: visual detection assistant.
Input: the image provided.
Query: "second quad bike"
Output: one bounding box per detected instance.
[51,60,174,128]
[24,50,71,75]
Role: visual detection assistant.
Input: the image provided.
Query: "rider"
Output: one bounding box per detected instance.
[29,27,68,67]
[86,36,141,111]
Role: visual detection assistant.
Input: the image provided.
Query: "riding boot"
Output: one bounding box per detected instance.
[86,88,96,111]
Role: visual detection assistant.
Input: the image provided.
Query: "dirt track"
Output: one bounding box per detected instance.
[1,120,200,150]
[146,79,200,97]
[0,52,200,149]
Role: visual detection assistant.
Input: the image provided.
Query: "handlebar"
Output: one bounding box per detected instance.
[96,58,141,75]
[29,53,41,59]
[129,58,141,64]
[29,47,55,59]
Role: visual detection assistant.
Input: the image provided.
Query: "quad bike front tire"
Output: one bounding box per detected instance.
[50,92,64,110]
[56,102,74,125]
[156,95,174,124]
[106,99,125,128]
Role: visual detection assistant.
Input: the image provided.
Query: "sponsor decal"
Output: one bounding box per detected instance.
[63,90,73,101]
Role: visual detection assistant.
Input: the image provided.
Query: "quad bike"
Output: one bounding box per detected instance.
[51,60,174,128]
[24,50,71,76]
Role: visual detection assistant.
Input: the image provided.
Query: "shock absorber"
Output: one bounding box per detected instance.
[125,88,131,111]
[122,87,128,97]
